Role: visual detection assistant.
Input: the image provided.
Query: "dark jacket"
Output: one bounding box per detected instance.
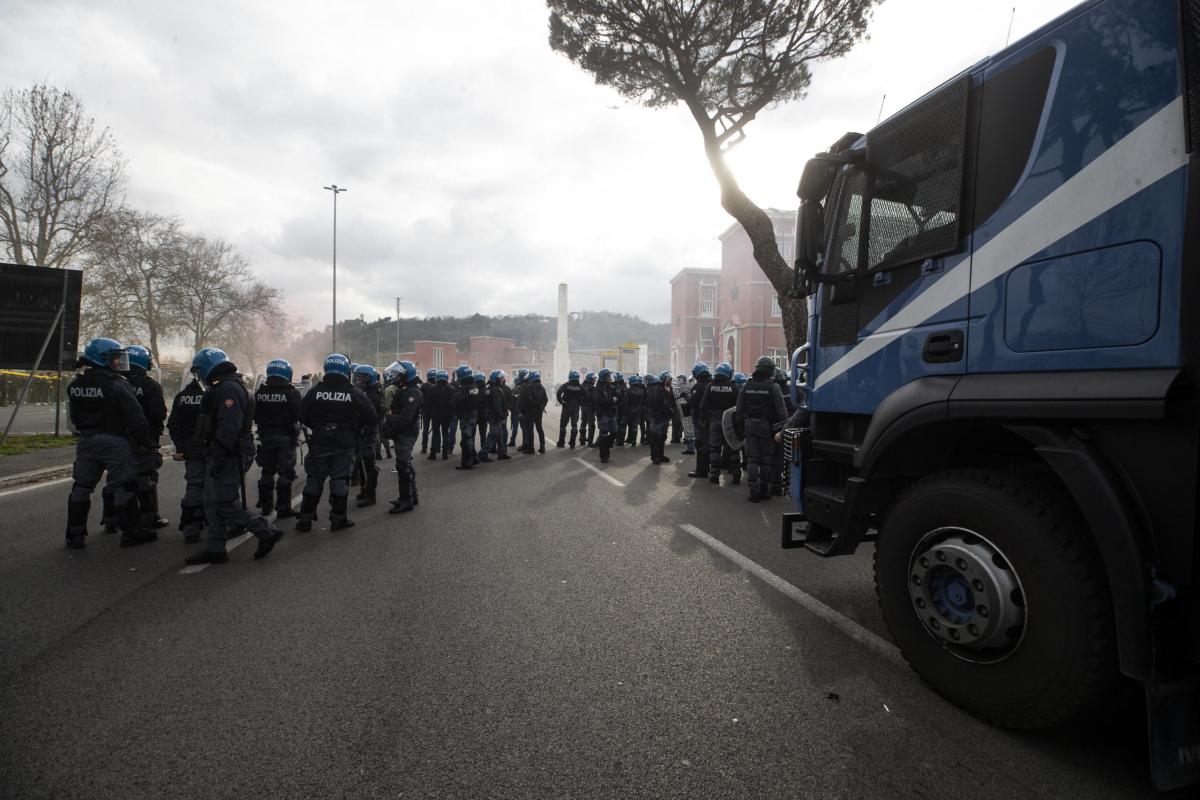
[385,380,423,437]
[556,380,583,409]
[127,367,167,438]
[299,373,378,444]
[736,374,788,432]
[199,368,254,457]
[594,381,618,415]
[646,383,675,422]
[699,376,738,426]
[520,382,548,414]
[168,378,207,455]
[427,381,454,423]
[253,375,302,437]
[68,366,152,448]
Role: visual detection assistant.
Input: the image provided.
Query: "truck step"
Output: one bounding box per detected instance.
[810,438,857,464]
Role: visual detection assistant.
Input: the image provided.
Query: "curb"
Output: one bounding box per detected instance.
[0,445,176,491]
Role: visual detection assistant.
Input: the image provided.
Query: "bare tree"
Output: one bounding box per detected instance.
[83,210,182,365]
[0,84,126,267]
[547,0,878,351]
[168,235,281,353]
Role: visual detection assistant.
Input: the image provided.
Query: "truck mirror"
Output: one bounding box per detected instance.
[798,156,837,203]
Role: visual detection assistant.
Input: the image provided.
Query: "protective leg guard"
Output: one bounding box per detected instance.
[275,486,296,518]
[599,433,611,463]
[389,465,414,514]
[101,491,119,534]
[118,501,156,547]
[296,492,320,531]
[179,506,204,543]
[66,499,90,548]
[330,494,354,530]
[257,480,274,514]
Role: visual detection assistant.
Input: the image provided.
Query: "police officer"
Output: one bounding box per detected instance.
[419,368,437,454]
[555,370,583,448]
[474,370,491,459]
[451,365,480,470]
[352,364,385,507]
[183,348,284,564]
[167,362,208,543]
[737,356,788,503]
[519,370,548,454]
[486,370,513,460]
[124,345,168,530]
[580,372,597,447]
[622,374,646,446]
[384,360,423,514]
[253,358,301,517]
[295,354,378,531]
[644,373,674,465]
[686,363,712,478]
[769,367,792,496]
[508,368,526,448]
[700,362,740,486]
[674,375,695,454]
[612,373,627,447]
[593,368,619,463]
[64,338,157,549]
[427,369,454,460]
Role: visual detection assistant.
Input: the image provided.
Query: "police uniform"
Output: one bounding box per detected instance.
[384,364,423,513]
[486,372,512,458]
[700,373,740,484]
[354,368,385,506]
[297,359,378,530]
[253,373,301,516]
[64,343,156,549]
[555,375,583,448]
[419,370,436,453]
[474,372,491,459]
[736,361,789,502]
[622,379,646,446]
[687,368,712,478]
[185,353,284,563]
[644,377,674,464]
[428,376,455,459]
[613,377,627,447]
[518,375,548,453]
[167,376,208,542]
[125,362,168,529]
[452,367,480,469]
[580,375,597,447]
[594,372,619,463]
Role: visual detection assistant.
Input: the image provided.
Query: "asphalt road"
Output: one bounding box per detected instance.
[0,414,1176,798]
[0,403,70,435]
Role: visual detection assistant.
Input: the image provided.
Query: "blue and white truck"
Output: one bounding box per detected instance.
[785,0,1199,788]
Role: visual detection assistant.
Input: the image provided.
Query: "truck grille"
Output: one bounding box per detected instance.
[1183,0,1200,151]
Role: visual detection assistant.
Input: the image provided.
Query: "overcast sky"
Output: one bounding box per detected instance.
[4,0,1081,327]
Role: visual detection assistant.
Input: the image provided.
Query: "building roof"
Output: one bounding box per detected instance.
[717,208,797,241]
[668,267,721,284]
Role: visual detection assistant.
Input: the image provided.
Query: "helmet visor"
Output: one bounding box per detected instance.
[109,350,130,372]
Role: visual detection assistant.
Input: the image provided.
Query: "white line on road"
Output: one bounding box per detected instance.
[180,492,302,574]
[573,457,625,487]
[679,523,905,668]
[0,476,72,499]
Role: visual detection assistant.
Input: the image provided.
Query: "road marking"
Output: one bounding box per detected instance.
[573,457,625,487]
[679,523,905,667]
[0,476,72,498]
[180,492,302,574]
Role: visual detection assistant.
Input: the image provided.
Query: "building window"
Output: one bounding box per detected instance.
[778,236,794,261]
[433,347,444,369]
[699,282,715,317]
[768,347,787,367]
[771,295,781,318]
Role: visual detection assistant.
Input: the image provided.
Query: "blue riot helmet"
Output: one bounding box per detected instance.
[692,362,710,379]
[530,371,541,382]
[382,360,402,383]
[436,369,449,382]
[82,338,129,371]
[426,368,437,380]
[489,369,504,383]
[192,347,229,382]
[397,360,418,383]
[516,368,528,382]
[455,364,474,382]
[473,370,486,384]
[646,373,661,386]
[584,372,596,383]
[733,371,747,386]
[266,359,293,381]
[597,368,612,382]
[568,370,580,382]
[353,363,379,385]
[324,353,352,378]
[659,370,672,384]
[614,372,624,383]
[628,374,641,386]
[126,344,152,371]
[714,361,734,379]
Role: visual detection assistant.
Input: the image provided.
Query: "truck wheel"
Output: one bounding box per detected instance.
[874,469,1117,729]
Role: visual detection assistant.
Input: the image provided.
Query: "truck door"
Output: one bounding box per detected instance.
[810,74,976,416]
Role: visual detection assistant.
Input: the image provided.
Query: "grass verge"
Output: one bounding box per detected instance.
[0,434,76,457]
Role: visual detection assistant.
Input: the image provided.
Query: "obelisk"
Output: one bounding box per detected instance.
[553,283,570,385]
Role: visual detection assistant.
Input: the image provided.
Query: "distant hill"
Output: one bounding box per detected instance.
[293,311,669,367]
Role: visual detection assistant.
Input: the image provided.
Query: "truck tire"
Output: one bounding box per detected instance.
[874,469,1117,729]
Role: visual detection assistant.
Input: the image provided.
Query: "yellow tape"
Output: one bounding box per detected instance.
[0,370,61,381]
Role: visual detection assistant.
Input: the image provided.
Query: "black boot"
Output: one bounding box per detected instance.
[275,486,296,518]
[389,465,414,514]
[732,470,742,486]
[101,491,119,534]
[599,433,611,463]
[253,526,284,559]
[185,549,229,565]
[118,500,157,548]
[330,494,355,530]
[257,482,274,516]
[295,492,320,532]
[65,499,89,549]
[179,505,204,543]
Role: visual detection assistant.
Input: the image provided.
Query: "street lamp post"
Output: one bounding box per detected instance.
[395,297,403,360]
[323,184,347,353]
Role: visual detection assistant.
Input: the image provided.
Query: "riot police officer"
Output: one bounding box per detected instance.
[428,369,454,460]
[737,356,788,502]
[167,362,208,543]
[519,370,548,454]
[700,362,740,486]
[555,370,583,448]
[64,338,157,549]
[295,354,378,531]
[612,373,627,447]
[419,368,437,454]
[486,370,513,459]
[253,358,301,517]
[352,364,385,507]
[384,360,423,514]
[644,373,674,464]
[622,374,646,446]
[124,345,168,529]
[184,348,284,564]
[474,370,491,460]
[452,365,480,469]
[686,363,712,478]
[580,372,597,447]
[593,368,619,463]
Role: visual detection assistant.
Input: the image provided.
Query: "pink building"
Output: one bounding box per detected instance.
[402,338,543,378]
[669,209,793,376]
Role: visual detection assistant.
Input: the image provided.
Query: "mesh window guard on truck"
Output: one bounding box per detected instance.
[865,74,970,271]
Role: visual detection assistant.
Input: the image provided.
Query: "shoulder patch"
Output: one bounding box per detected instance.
[224,398,235,408]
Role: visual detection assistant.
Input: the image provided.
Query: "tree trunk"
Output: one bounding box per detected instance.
[700,135,808,356]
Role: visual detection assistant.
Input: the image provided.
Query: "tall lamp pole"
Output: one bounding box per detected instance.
[323,184,347,353]
[395,297,403,360]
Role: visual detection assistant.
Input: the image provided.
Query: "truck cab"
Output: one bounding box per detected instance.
[784,0,1199,788]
